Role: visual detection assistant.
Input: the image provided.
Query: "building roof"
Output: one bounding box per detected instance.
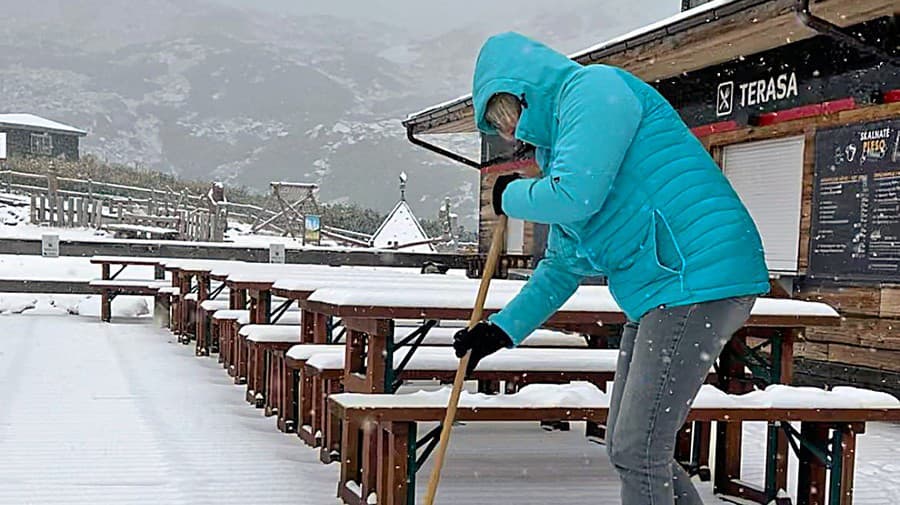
[0,114,87,136]
[403,0,893,136]
[370,200,436,253]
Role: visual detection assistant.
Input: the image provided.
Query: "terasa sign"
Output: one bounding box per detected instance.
[717,72,799,117]
[655,17,895,128]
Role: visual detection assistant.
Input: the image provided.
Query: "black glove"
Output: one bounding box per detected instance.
[452,321,513,376]
[492,173,521,216]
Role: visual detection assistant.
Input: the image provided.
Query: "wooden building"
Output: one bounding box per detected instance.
[403,0,899,392]
[0,114,86,161]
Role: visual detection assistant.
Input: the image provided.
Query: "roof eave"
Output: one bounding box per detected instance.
[0,122,87,137]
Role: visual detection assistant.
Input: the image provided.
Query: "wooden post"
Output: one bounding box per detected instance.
[381,422,413,505]
[38,195,46,222]
[796,423,829,505]
[77,197,85,226]
[30,194,38,224]
[100,289,111,322]
[713,329,753,496]
[301,309,316,344]
[93,199,102,228]
[339,420,362,499]
[835,423,863,505]
[66,197,75,227]
[55,195,64,226]
[252,289,271,324]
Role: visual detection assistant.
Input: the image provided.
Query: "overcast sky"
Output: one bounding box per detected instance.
[215,0,681,42]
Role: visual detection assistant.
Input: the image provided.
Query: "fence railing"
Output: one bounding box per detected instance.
[2,170,227,242]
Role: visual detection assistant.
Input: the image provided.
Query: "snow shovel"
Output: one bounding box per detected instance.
[423,214,508,505]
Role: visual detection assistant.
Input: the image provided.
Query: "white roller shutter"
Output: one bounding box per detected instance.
[506,217,525,254]
[723,136,805,273]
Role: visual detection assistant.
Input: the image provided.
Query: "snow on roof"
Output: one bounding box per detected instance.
[568,0,737,60]
[0,114,87,135]
[370,200,435,253]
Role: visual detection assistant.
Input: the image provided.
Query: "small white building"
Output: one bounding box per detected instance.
[369,172,435,253]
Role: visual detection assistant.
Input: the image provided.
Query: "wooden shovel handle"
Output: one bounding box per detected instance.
[422,215,508,505]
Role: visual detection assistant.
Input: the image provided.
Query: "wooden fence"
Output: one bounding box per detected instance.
[4,170,228,242]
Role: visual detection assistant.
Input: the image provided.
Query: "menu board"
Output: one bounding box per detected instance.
[809,118,900,281]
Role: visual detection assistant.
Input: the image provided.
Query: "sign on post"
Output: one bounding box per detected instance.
[269,243,286,264]
[0,132,7,160]
[42,234,59,257]
[304,215,321,245]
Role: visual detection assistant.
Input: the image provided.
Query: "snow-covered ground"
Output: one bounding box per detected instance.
[0,314,899,504]
[0,293,151,317]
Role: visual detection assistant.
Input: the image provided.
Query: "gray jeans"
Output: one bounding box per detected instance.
[606,296,755,505]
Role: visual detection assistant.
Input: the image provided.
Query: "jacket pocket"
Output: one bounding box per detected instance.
[612,209,684,275]
[653,209,684,274]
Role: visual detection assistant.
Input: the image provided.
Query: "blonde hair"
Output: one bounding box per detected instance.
[484,93,522,133]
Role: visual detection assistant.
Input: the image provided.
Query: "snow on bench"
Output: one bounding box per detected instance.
[306,285,840,320]
[273,275,527,294]
[212,309,249,321]
[162,258,242,273]
[307,347,621,373]
[239,325,301,343]
[158,286,180,296]
[286,344,345,361]
[218,263,430,285]
[332,382,900,413]
[89,279,170,289]
[210,308,300,326]
[200,299,231,312]
[90,256,164,266]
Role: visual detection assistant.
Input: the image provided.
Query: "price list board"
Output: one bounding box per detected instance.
[809,118,900,281]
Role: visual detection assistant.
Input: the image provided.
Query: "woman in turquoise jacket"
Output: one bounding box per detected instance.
[452,32,770,505]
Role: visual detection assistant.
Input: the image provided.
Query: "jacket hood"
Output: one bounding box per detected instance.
[472,32,581,148]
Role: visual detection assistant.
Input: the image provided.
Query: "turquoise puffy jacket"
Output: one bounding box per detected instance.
[474,32,770,345]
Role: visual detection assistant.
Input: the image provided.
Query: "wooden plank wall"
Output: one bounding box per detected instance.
[794,284,900,372]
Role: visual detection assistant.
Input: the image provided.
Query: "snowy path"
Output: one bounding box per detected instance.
[0,315,341,505]
[0,315,898,504]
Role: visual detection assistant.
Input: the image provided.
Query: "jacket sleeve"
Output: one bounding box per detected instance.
[501,68,643,224]
[487,255,584,345]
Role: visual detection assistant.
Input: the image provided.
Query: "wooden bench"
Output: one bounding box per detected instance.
[330,383,900,505]
[228,310,301,384]
[211,309,250,377]
[277,344,345,434]
[270,326,588,435]
[88,279,169,322]
[195,298,231,355]
[154,285,179,327]
[102,223,180,240]
[90,256,169,322]
[239,324,304,408]
[305,347,629,464]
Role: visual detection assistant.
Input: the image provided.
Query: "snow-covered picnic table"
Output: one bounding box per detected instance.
[298,284,840,505]
[330,382,900,505]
